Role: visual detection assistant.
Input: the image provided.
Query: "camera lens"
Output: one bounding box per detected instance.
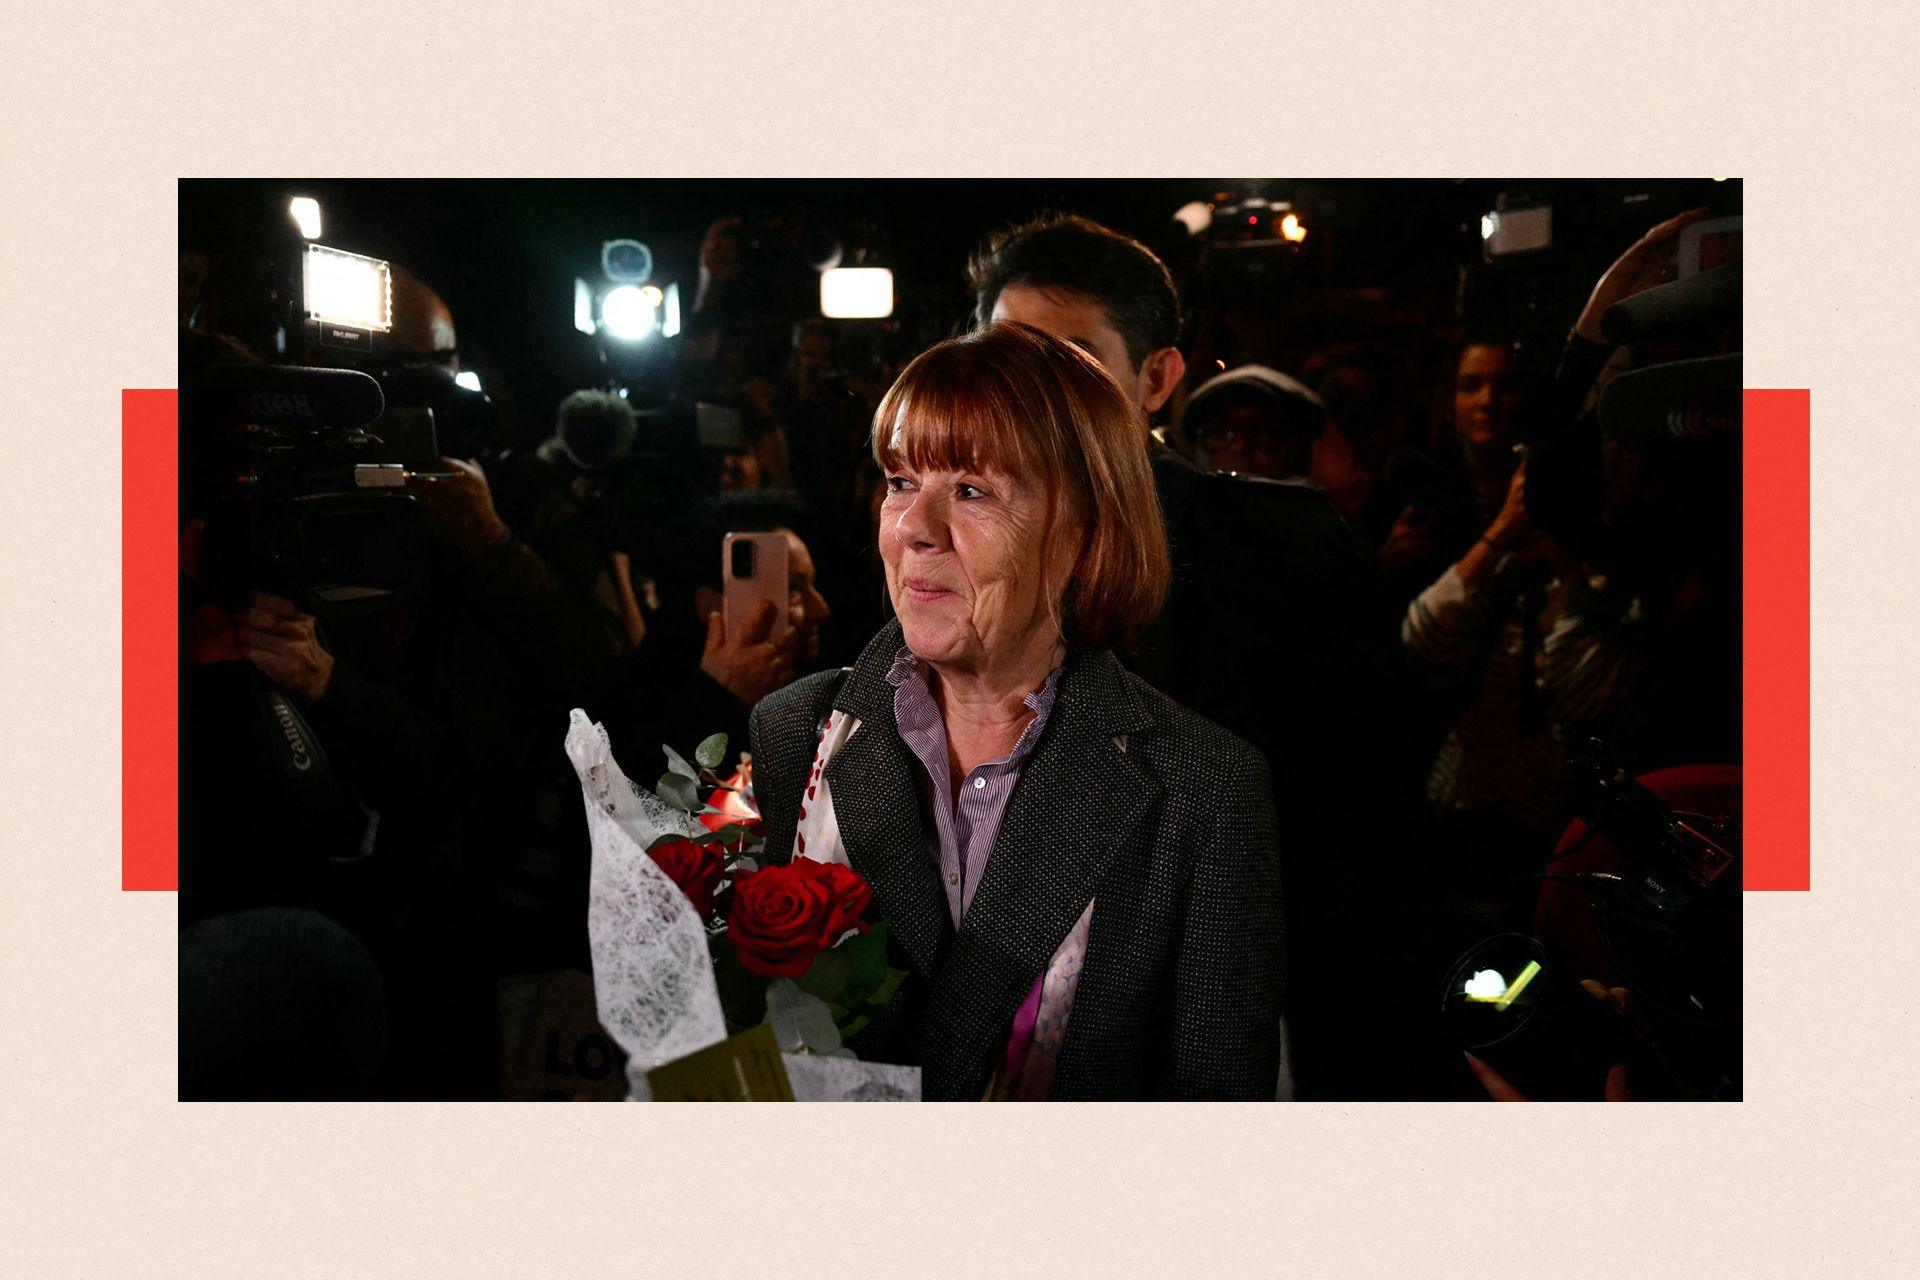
[730,539,754,579]
[1440,934,1552,1051]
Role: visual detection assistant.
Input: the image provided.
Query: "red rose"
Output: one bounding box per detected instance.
[802,859,872,941]
[726,858,873,978]
[647,838,726,920]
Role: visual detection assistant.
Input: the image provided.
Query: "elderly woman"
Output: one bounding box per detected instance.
[749,323,1283,1101]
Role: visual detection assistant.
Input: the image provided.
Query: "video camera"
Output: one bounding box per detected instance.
[1457,179,1738,359]
[1439,740,1741,1100]
[181,210,445,619]
[1191,187,1314,307]
[1522,252,1743,582]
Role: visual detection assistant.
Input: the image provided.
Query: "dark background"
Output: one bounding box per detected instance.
[179,177,1737,453]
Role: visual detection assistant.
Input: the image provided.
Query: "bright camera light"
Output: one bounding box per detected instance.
[640,284,664,307]
[1463,961,1541,1010]
[820,267,893,319]
[602,284,658,340]
[1172,200,1213,236]
[288,196,322,240]
[1480,213,1499,241]
[574,277,596,336]
[1463,969,1507,1000]
[303,244,392,331]
[662,282,682,338]
[454,370,482,393]
[1279,212,1307,244]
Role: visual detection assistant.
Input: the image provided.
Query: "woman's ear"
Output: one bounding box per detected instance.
[1139,346,1187,415]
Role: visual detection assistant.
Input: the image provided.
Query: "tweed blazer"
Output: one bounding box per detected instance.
[749,619,1284,1101]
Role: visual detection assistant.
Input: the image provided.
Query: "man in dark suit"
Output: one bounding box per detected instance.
[968,214,1432,1099]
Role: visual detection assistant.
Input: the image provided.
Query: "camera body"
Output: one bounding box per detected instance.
[1198,191,1312,307]
[184,362,431,617]
[1441,744,1741,1100]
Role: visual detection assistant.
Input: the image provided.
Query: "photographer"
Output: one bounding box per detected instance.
[481,388,658,651]
[181,535,492,1098]
[1375,337,1526,604]
[1421,206,1741,1101]
[1402,458,1642,899]
[593,488,833,783]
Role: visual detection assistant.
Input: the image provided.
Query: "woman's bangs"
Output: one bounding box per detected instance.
[873,358,1034,480]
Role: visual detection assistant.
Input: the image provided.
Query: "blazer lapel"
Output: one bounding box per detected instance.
[919,647,1162,1099]
[824,621,952,982]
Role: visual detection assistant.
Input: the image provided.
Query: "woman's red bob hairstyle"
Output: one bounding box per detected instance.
[871,321,1171,652]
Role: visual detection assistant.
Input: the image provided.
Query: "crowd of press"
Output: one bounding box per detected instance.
[177,182,1743,1101]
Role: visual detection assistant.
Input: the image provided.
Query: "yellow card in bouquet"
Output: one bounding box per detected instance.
[646,1024,796,1101]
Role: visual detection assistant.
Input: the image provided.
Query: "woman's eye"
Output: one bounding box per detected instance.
[956,483,987,501]
[884,475,913,493]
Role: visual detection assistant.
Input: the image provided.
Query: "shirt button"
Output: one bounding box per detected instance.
[948,873,959,886]
[972,776,987,790]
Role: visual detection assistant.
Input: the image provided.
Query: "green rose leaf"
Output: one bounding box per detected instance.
[656,771,700,812]
[798,944,854,1006]
[711,937,768,1032]
[835,922,891,1007]
[868,966,908,1009]
[765,978,842,1055]
[662,743,699,781]
[694,733,729,771]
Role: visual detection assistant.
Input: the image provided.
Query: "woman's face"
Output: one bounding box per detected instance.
[716,447,763,493]
[1453,343,1522,447]
[878,456,1064,679]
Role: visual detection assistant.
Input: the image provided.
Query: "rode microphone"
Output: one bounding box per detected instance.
[186,364,386,430]
[1600,263,1741,346]
[1598,354,1742,443]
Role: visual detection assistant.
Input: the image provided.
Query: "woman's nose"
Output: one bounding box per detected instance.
[894,490,948,549]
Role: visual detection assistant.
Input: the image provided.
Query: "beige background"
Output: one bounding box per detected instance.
[1,1,1913,1274]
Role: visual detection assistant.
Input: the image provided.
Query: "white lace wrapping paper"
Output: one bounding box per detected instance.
[567,710,919,1102]
[566,711,726,1100]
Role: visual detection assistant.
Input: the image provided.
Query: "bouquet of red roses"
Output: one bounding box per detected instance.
[641,732,907,1054]
[565,710,913,1099]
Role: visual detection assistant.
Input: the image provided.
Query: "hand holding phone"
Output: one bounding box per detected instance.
[723,532,790,643]
[703,532,795,706]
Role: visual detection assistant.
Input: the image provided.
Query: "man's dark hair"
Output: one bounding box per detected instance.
[967,213,1182,370]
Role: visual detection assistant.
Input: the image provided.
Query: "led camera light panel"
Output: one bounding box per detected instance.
[303,244,394,332]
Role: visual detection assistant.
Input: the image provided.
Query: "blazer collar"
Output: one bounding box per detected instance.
[824,619,950,981]
[836,618,1156,740]
[826,620,1165,1097]
[834,617,911,721]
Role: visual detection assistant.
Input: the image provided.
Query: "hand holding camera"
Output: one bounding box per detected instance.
[234,591,335,706]
[1465,980,1637,1102]
[408,455,510,555]
[1573,207,1712,343]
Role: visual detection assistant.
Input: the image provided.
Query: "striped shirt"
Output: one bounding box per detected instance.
[1403,561,1645,836]
[886,646,1064,925]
